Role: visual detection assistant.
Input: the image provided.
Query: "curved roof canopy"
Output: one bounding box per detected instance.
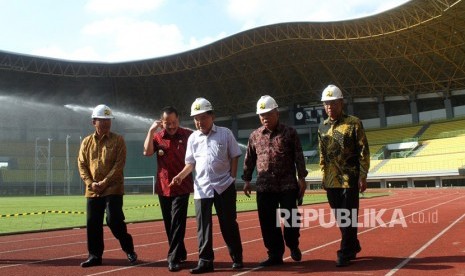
[1,0,464,118]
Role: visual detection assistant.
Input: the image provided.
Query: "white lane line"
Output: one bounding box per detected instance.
[0,206,259,245]
[83,236,268,276]
[232,194,465,276]
[0,190,420,245]
[0,191,420,250]
[385,213,465,276]
[0,192,459,271]
[0,192,453,266]
[0,215,258,254]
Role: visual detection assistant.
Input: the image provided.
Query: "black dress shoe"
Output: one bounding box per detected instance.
[232,261,244,269]
[291,247,302,262]
[336,257,351,267]
[127,252,138,264]
[347,253,357,260]
[259,257,283,267]
[190,261,214,274]
[347,246,362,260]
[80,257,102,268]
[168,262,181,272]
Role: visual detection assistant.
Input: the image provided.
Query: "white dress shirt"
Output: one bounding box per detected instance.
[185,124,242,199]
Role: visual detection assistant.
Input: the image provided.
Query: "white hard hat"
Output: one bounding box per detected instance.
[92,104,114,119]
[190,97,213,116]
[321,85,343,101]
[256,95,278,114]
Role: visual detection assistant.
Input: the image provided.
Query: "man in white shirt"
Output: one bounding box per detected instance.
[170,97,243,274]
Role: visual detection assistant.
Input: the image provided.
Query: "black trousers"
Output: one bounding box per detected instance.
[326,187,361,259]
[194,183,243,263]
[86,195,134,258]
[256,190,300,259]
[158,193,189,263]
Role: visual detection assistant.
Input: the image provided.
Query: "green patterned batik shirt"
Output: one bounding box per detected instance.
[318,113,370,188]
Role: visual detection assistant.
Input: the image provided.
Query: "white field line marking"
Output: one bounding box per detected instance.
[385,213,465,276]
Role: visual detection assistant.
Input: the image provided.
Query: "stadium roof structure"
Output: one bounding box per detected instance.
[1,0,465,118]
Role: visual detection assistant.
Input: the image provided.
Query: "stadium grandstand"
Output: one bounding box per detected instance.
[1,0,465,195]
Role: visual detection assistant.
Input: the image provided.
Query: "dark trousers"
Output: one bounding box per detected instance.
[159,193,189,263]
[326,187,361,259]
[194,183,243,263]
[86,195,134,258]
[257,190,300,259]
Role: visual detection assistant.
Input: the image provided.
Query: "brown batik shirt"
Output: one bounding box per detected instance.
[242,123,308,193]
[318,113,370,188]
[78,131,126,197]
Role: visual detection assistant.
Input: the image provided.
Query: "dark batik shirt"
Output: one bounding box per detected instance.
[242,123,308,193]
[318,113,370,188]
[153,127,194,196]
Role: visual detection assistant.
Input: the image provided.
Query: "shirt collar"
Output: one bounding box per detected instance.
[260,122,284,134]
[161,128,179,139]
[324,112,347,125]
[93,131,111,140]
[198,124,217,136]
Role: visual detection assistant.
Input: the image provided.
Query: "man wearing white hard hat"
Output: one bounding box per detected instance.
[171,98,243,273]
[318,85,370,267]
[78,104,137,267]
[242,95,308,267]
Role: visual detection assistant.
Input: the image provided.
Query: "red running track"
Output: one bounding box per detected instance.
[1,188,464,275]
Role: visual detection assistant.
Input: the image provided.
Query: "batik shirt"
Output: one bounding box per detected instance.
[242,123,308,193]
[153,127,193,197]
[318,113,370,188]
[78,131,126,197]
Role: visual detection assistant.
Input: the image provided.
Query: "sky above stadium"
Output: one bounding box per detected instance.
[1,0,409,63]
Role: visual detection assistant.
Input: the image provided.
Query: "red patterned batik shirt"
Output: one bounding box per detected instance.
[153,127,194,196]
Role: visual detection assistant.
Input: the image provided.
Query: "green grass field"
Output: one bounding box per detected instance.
[0,192,389,235]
